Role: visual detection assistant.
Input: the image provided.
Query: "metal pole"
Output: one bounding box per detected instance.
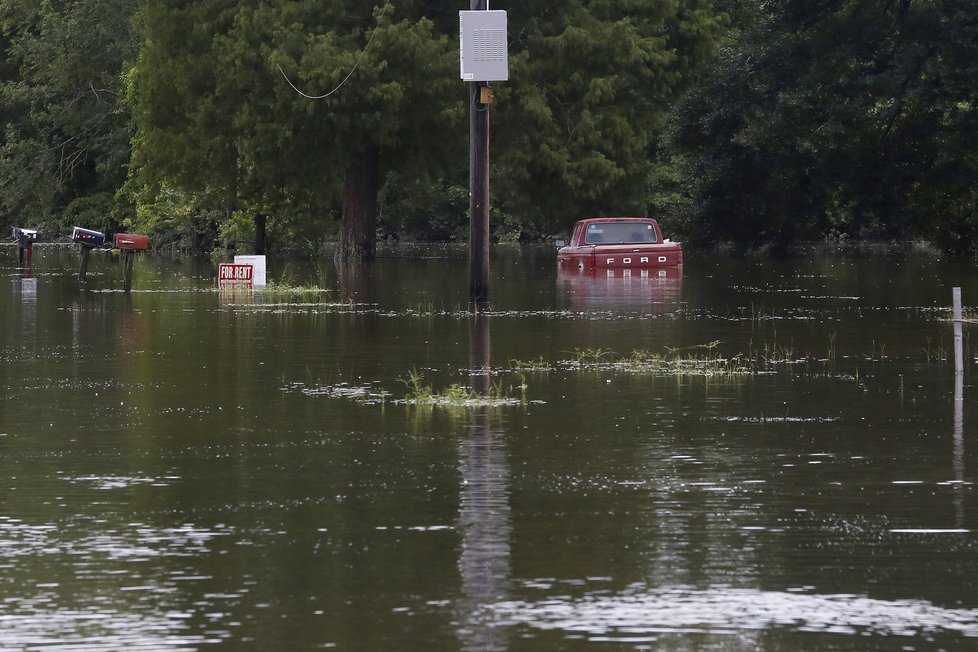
[953,287,963,376]
[468,0,490,308]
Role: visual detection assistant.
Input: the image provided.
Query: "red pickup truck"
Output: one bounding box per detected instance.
[557,217,683,272]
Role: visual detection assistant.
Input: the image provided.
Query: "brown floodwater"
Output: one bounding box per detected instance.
[1,242,976,650]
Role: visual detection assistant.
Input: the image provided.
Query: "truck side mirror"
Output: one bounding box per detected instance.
[555,240,565,249]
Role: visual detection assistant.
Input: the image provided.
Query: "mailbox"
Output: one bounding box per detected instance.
[12,227,41,246]
[71,227,106,247]
[113,233,149,251]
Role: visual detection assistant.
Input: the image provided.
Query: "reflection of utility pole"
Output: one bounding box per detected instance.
[469,312,491,396]
[456,314,510,651]
[952,287,965,527]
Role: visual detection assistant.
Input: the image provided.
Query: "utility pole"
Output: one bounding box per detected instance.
[468,0,490,308]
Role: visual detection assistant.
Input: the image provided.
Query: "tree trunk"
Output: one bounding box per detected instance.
[337,146,380,262]
[255,213,267,255]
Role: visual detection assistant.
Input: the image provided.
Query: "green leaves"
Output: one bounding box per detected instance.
[0,0,136,231]
[495,0,725,227]
[126,0,462,251]
[666,0,978,251]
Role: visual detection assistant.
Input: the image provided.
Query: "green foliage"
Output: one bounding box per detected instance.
[665,0,978,252]
[127,0,461,253]
[0,0,136,233]
[217,209,257,253]
[126,187,219,251]
[378,173,468,241]
[62,193,117,235]
[495,0,727,229]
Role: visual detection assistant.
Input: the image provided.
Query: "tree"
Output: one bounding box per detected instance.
[0,0,136,233]
[492,0,727,233]
[128,0,461,260]
[667,0,978,252]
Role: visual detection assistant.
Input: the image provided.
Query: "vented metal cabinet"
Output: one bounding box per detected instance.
[459,10,508,82]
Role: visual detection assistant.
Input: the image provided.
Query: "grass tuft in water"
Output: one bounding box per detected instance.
[259,282,331,300]
[508,356,552,373]
[550,342,754,379]
[568,347,613,366]
[402,369,435,406]
[399,370,526,409]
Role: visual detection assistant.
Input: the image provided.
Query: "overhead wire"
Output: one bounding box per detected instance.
[276,30,377,100]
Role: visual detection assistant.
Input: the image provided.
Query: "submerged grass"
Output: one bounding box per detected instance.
[508,356,552,373]
[543,342,755,379]
[258,282,331,300]
[400,369,527,409]
[567,347,614,366]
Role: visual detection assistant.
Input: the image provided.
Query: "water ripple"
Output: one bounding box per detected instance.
[489,584,978,639]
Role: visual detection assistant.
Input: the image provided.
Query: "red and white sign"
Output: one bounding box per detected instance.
[219,263,253,287]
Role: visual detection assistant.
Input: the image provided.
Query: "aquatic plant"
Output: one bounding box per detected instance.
[921,336,948,363]
[401,369,435,406]
[748,335,797,366]
[550,342,754,379]
[508,356,552,372]
[568,347,613,366]
[399,370,527,409]
[259,282,331,300]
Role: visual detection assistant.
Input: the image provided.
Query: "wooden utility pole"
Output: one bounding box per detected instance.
[468,0,490,308]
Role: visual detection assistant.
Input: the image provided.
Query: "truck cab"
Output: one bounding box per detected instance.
[557,217,683,272]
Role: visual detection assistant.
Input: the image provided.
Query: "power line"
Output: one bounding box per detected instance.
[276,30,377,100]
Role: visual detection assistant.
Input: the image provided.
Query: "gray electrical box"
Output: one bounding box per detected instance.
[459,10,508,82]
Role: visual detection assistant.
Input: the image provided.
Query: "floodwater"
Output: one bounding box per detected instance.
[1,242,976,651]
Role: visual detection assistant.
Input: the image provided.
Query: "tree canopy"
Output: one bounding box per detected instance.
[127,0,460,258]
[0,0,136,232]
[4,0,978,254]
[667,0,978,252]
[495,0,726,230]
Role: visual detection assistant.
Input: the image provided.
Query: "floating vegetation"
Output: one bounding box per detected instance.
[400,370,528,409]
[567,347,614,366]
[554,342,754,378]
[282,372,533,410]
[508,356,552,373]
[705,415,841,423]
[748,337,800,366]
[921,337,949,363]
[282,381,389,405]
[258,282,331,300]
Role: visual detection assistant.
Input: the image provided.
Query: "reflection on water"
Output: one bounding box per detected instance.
[1,245,976,649]
[13,275,37,334]
[489,584,978,641]
[0,515,233,649]
[457,314,512,651]
[557,266,682,313]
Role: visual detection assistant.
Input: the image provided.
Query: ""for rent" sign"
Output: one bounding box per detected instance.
[219,263,253,287]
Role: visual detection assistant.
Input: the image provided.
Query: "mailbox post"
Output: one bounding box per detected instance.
[71,227,105,282]
[113,233,150,292]
[12,228,40,267]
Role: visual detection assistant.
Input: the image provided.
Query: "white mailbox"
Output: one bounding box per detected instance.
[459,10,508,82]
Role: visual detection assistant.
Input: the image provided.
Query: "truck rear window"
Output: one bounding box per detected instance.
[584,222,658,245]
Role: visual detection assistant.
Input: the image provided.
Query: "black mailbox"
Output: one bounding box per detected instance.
[71,227,106,247]
[12,227,40,246]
